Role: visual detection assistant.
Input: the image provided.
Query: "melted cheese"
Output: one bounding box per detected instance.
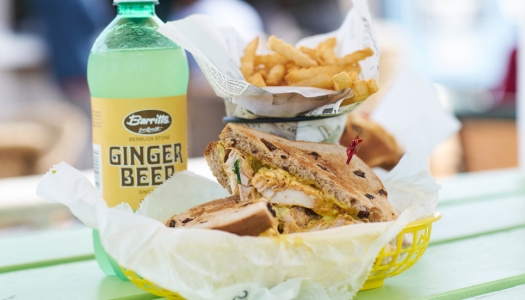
[273,205,354,234]
[218,143,355,232]
[252,167,342,218]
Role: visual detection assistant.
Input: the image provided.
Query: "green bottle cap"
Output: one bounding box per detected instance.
[113,0,158,4]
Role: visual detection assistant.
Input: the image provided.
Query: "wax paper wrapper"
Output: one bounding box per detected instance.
[37,154,438,300]
[225,114,348,144]
[369,68,461,167]
[157,0,378,143]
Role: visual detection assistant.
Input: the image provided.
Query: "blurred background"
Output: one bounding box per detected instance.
[0,0,521,233]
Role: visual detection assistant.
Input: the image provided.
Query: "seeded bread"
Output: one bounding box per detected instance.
[166,195,276,236]
[204,141,232,193]
[205,124,399,222]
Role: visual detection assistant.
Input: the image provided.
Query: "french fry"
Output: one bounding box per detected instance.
[342,63,362,74]
[341,78,379,106]
[255,64,269,79]
[285,65,345,84]
[248,72,266,87]
[254,53,289,69]
[367,78,378,94]
[348,71,359,82]
[338,47,374,65]
[285,62,300,73]
[316,37,337,65]
[268,35,318,68]
[240,36,375,93]
[299,46,320,64]
[266,65,286,86]
[291,73,334,89]
[340,97,362,107]
[332,72,352,91]
[240,38,259,79]
[351,79,370,102]
[258,69,269,80]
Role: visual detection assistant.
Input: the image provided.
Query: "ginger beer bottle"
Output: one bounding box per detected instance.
[87,0,188,278]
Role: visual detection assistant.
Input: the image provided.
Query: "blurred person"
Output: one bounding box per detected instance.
[20,0,114,115]
[9,0,178,172]
[4,0,116,172]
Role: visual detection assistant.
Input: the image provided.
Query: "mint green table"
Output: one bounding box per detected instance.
[2,168,525,299]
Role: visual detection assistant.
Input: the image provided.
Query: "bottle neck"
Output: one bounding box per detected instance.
[117,2,156,17]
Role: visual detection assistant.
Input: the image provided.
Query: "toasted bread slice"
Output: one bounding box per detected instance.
[340,113,402,170]
[205,124,398,222]
[205,140,231,193]
[166,195,276,236]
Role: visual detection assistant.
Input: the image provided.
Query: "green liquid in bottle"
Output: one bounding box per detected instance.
[87,0,188,279]
[88,2,188,98]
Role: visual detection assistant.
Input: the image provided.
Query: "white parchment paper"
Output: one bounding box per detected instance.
[370,68,461,167]
[236,114,348,144]
[37,155,437,300]
[158,0,378,119]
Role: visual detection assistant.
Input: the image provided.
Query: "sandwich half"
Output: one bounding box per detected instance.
[166,195,277,236]
[205,124,399,234]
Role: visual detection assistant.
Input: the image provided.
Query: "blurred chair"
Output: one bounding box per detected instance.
[0,122,53,178]
[0,101,90,178]
[460,117,517,171]
[0,0,92,177]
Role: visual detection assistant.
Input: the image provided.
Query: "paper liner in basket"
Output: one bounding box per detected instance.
[157,0,379,119]
[368,68,461,167]
[36,154,438,300]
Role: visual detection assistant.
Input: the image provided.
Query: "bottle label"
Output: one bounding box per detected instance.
[92,95,187,209]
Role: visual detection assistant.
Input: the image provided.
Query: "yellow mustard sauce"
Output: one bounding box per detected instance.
[218,143,365,225]
[216,142,226,162]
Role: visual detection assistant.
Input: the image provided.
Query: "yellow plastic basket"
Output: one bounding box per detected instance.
[121,211,441,298]
[361,211,441,290]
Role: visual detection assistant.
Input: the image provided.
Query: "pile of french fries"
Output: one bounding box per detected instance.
[240,35,379,104]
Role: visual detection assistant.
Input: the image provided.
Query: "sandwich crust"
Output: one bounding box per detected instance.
[204,142,232,193]
[206,124,399,222]
[166,195,276,236]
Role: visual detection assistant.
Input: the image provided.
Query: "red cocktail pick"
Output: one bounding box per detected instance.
[346,135,363,165]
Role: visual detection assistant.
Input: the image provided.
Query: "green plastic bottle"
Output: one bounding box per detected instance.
[87,0,189,278]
